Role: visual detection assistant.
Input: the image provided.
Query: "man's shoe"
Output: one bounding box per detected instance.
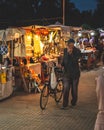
[60,106,69,110]
[71,100,76,106]
[71,102,76,106]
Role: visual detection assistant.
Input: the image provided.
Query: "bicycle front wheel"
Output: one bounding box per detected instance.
[40,84,49,110]
[55,80,63,103]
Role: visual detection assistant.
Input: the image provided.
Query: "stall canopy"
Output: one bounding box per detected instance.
[0,28,25,41]
[47,22,72,39]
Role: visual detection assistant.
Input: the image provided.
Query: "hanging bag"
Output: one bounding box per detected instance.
[21,43,26,57]
[0,41,8,55]
[0,31,8,55]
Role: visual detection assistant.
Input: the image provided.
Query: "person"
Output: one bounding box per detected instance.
[30,57,34,63]
[60,38,81,109]
[22,58,27,65]
[94,69,104,130]
[4,56,11,67]
[101,38,104,65]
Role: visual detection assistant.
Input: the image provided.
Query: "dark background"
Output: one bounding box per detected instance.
[0,0,104,29]
[70,0,97,12]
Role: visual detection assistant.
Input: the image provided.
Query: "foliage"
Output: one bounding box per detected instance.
[0,0,104,28]
[93,0,104,27]
[81,24,92,30]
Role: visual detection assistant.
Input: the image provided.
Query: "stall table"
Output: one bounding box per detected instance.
[26,63,41,76]
[80,49,97,70]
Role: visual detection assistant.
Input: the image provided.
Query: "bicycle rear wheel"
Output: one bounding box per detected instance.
[40,84,49,110]
[55,80,63,103]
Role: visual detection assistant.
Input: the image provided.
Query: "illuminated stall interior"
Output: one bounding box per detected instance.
[23,25,62,63]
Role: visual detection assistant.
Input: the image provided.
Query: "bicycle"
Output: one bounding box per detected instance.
[40,62,64,110]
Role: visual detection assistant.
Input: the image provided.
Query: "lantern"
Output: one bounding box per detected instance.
[35,29,41,35]
[42,29,49,36]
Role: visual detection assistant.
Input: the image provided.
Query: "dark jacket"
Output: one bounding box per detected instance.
[62,47,81,79]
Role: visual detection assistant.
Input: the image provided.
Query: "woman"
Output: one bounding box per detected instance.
[94,69,104,130]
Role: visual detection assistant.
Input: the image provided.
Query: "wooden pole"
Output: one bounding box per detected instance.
[63,0,65,25]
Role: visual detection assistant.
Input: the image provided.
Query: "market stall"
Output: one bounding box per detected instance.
[97,28,104,63]
[0,24,67,95]
[75,30,98,70]
[20,25,63,89]
[0,28,24,100]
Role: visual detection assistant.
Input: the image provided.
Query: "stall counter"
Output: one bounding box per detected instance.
[42,58,58,66]
[26,63,41,76]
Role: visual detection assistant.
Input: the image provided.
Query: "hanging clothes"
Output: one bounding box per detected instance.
[14,42,21,57]
[21,43,26,57]
[14,42,26,57]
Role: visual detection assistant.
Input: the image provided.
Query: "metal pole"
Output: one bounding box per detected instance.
[63,0,65,25]
[11,40,13,65]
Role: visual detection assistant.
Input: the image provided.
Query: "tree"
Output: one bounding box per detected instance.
[81,24,92,30]
[81,10,93,26]
[36,0,62,24]
[0,0,35,19]
[0,0,98,28]
[93,0,104,27]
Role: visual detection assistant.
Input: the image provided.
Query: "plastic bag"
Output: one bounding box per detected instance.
[50,67,57,89]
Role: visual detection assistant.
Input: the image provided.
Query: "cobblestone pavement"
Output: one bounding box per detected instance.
[0,66,102,130]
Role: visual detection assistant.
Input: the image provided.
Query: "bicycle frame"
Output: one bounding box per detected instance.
[40,61,63,110]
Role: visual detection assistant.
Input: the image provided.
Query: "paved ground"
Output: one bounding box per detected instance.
[0,66,102,130]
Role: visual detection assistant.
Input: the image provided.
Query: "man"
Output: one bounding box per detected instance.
[61,38,81,109]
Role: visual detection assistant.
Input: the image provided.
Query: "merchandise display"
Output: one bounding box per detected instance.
[74,30,98,70]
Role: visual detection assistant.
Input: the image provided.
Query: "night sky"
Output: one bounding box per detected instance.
[70,0,97,12]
